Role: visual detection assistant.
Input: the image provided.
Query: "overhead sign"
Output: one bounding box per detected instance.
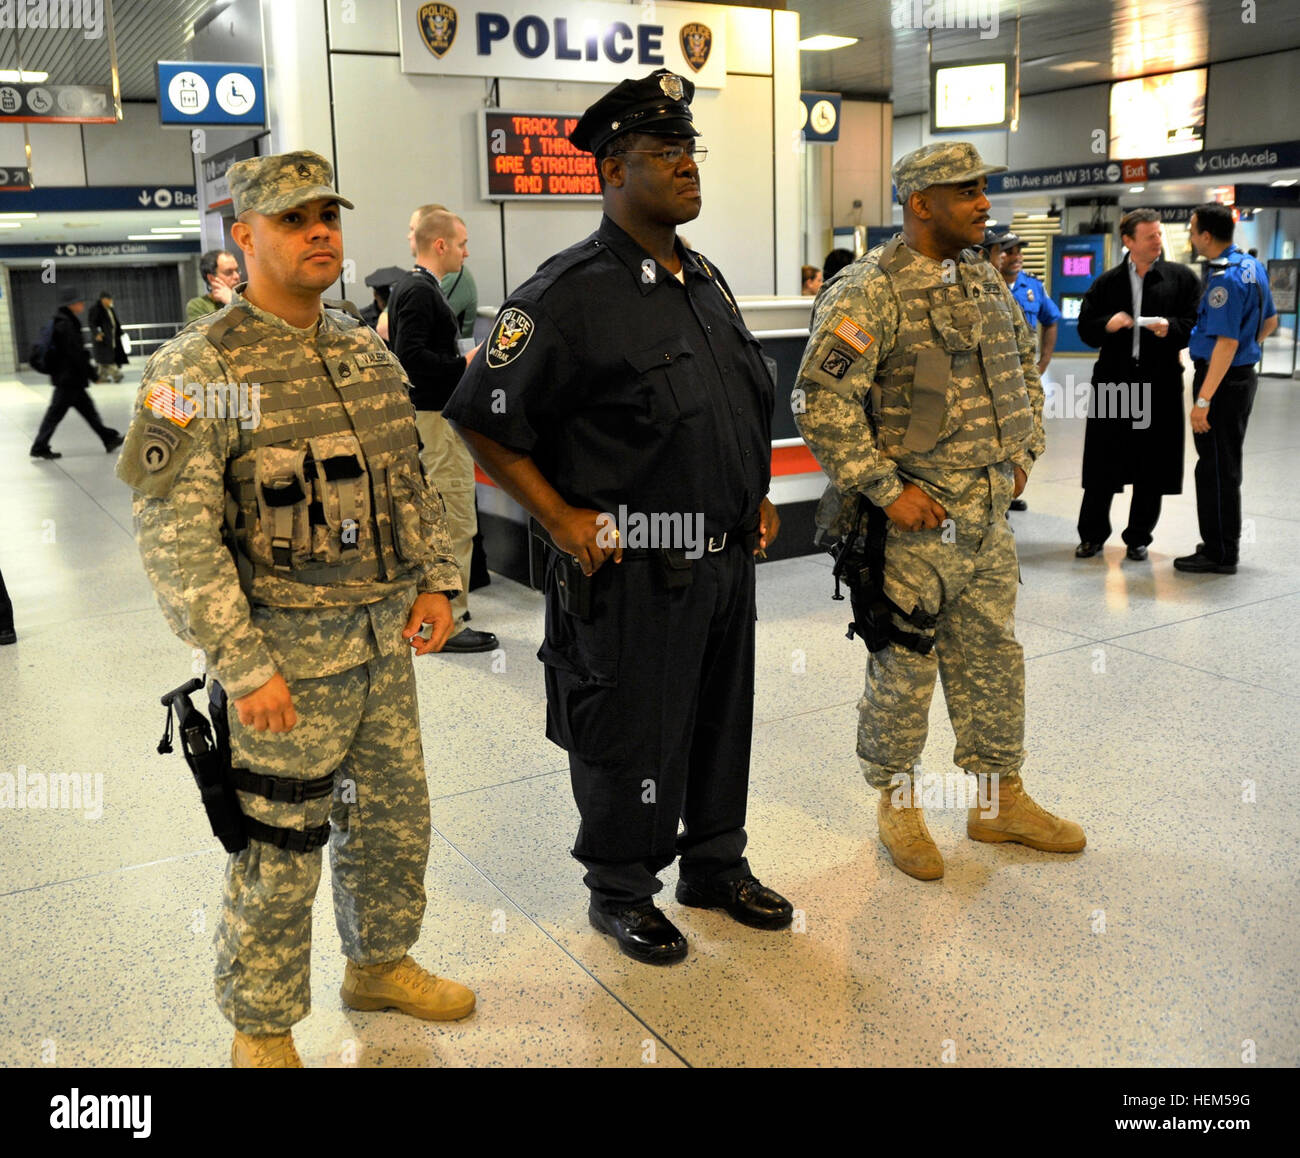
[931,60,1011,133]
[0,186,199,213]
[157,62,266,127]
[480,110,599,199]
[0,83,115,124]
[0,241,201,259]
[201,136,263,210]
[398,0,727,89]
[987,139,1300,194]
[800,92,841,143]
[0,165,31,191]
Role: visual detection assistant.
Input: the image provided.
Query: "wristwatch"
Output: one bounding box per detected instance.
[1195,398,1210,409]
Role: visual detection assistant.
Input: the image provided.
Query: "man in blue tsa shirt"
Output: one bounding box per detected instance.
[443,69,793,965]
[1175,203,1277,574]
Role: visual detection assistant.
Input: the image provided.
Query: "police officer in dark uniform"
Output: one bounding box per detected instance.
[1176,202,1277,574]
[444,69,793,965]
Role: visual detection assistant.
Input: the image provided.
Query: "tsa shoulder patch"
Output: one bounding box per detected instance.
[486,307,535,369]
[1208,286,1229,309]
[832,315,874,355]
[144,381,198,427]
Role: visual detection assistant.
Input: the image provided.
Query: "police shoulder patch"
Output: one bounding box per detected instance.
[1208,286,1229,309]
[487,307,535,369]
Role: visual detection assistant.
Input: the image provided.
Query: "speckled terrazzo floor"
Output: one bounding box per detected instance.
[1,359,1297,1068]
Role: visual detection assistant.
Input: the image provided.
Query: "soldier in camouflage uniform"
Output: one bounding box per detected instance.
[794,142,1086,881]
[117,152,476,1067]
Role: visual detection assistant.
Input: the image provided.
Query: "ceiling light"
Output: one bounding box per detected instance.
[178,218,200,225]
[1128,185,1145,193]
[0,69,49,83]
[0,221,22,229]
[1048,60,1102,73]
[799,35,858,51]
[152,226,200,233]
[129,233,181,240]
[0,212,37,218]
[1270,178,1297,187]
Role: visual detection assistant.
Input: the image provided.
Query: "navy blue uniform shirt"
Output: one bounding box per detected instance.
[1189,244,1276,365]
[443,215,773,536]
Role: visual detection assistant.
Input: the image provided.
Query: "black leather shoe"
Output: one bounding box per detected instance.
[1009,498,1028,512]
[1174,551,1236,574]
[30,447,62,460]
[1125,544,1148,561]
[1074,542,1101,558]
[0,627,16,646]
[103,432,124,452]
[589,902,688,965]
[440,627,499,653]
[676,875,794,930]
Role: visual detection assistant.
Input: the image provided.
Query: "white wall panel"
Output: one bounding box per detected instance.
[772,7,801,297]
[327,0,402,53]
[83,104,196,186]
[724,2,772,76]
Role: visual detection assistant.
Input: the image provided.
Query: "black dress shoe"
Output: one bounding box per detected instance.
[1173,551,1236,574]
[0,627,16,646]
[30,447,62,460]
[440,627,499,653]
[1125,544,1148,561]
[1009,498,1028,512]
[676,875,794,930]
[589,902,688,965]
[103,432,124,452]
[1074,542,1101,558]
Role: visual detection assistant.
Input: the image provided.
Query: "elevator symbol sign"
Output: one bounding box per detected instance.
[158,62,266,127]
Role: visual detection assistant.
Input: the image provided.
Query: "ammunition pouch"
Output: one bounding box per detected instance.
[157,676,333,854]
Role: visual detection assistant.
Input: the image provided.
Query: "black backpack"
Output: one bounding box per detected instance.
[28,318,59,375]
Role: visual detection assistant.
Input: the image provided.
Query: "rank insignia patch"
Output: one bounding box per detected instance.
[487,307,535,369]
[821,348,853,380]
[145,382,197,428]
[833,315,874,354]
[1208,286,1229,309]
[680,24,712,73]
[417,2,457,60]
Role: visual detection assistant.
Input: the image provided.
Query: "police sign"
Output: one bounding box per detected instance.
[398,0,727,89]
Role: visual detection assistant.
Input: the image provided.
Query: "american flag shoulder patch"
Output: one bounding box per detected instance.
[144,382,198,428]
[833,315,873,354]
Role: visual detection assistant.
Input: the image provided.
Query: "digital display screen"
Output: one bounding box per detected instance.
[480,110,600,200]
[931,60,1011,131]
[1061,295,1084,321]
[1110,68,1206,160]
[1062,253,1094,278]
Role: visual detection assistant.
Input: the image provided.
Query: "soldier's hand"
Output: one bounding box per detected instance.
[235,673,297,733]
[548,506,623,576]
[1013,465,1028,498]
[1105,311,1135,333]
[884,484,947,532]
[404,592,455,655]
[757,496,780,555]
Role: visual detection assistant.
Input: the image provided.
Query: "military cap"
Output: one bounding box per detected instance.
[226,150,355,217]
[984,226,1023,250]
[569,68,700,156]
[59,286,84,304]
[364,265,406,288]
[892,142,1006,204]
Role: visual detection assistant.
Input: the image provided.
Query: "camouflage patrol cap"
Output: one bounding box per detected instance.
[892,142,1006,204]
[227,150,355,216]
[570,68,699,156]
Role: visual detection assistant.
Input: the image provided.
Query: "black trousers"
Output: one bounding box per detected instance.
[541,545,755,912]
[0,568,12,632]
[1077,485,1164,547]
[32,384,115,450]
[1192,361,1257,564]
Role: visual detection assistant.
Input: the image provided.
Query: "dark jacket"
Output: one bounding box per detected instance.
[1076,257,1201,493]
[388,267,466,410]
[49,307,97,389]
[88,300,128,366]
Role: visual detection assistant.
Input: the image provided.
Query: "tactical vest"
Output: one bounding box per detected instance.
[871,237,1034,465]
[206,305,428,595]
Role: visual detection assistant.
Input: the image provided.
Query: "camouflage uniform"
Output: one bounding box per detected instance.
[117,154,460,1036]
[795,145,1044,791]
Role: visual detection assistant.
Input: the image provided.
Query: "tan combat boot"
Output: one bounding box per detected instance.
[967,776,1086,852]
[231,1030,304,1068]
[877,790,944,880]
[341,955,476,1021]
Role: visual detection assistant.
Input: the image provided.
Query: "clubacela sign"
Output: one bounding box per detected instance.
[398,0,728,88]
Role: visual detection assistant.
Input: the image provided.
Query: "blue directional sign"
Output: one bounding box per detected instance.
[157,61,265,127]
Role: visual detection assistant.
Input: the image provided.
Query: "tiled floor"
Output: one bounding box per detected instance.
[1,357,1296,1068]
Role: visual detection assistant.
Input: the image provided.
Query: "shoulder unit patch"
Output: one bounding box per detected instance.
[487,307,535,369]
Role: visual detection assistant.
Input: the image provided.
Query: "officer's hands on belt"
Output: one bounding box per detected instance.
[884,483,948,532]
[403,592,456,654]
[548,505,624,577]
[757,496,780,556]
[235,671,298,733]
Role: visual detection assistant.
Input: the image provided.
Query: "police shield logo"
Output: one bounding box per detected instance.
[487,307,534,369]
[418,2,457,60]
[680,24,712,73]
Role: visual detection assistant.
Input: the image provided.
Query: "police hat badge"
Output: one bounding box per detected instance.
[418,2,458,60]
[680,23,712,73]
[659,72,686,101]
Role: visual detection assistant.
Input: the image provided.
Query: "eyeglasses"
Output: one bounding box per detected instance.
[613,143,708,166]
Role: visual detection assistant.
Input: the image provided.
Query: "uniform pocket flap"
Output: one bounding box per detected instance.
[624,336,693,374]
[536,639,619,687]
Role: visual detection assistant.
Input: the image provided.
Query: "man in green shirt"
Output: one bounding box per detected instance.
[185,248,242,322]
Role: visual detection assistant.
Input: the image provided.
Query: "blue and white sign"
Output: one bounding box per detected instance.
[800,92,841,143]
[157,61,266,127]
[397,0,728,89]
[0,241,201,259]
[0,186,199,213]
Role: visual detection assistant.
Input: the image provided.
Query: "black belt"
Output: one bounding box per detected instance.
[615,512,761,558]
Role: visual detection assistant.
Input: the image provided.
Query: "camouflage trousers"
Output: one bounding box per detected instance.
[858,495,1025,790]
[214,648,430,1035]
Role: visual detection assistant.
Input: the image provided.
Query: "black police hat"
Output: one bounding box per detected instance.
[569,68,699,156]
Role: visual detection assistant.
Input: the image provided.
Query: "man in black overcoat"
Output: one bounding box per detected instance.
[1075,209,1201,560]
[88,290,128,382]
